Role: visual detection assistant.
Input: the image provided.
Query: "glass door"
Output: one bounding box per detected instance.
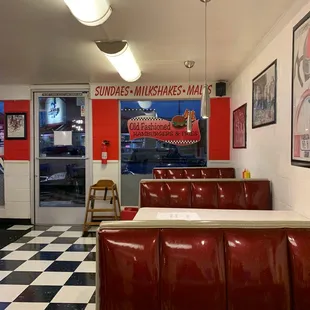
[34,92,90,225]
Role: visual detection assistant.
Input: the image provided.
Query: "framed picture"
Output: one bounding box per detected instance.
[5,113,27,140]
[291,11,310,167]
[233,103,247,149]
[252,60,277,128]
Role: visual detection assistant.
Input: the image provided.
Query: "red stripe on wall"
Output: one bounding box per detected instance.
[209,98,230,160]
[4,100,30,160]
[92,99,119,160]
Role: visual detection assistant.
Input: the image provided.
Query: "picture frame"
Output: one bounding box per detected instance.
[291,11,310,168]
[233,103,247,149]
[5,113,27,140]
[252,60,277,129]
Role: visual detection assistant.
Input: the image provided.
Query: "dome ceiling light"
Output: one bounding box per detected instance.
[64,0,112,26]
[95,41,142,83]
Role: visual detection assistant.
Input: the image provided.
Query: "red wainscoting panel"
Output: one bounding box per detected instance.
[4,100,30,160]
[92,99,119,160]
[209,98,230,160]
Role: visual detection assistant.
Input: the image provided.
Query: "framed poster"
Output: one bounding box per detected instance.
[252,60,277,128]
[291,11,310,167]
[233,103,247,149]
[5,113,27,140]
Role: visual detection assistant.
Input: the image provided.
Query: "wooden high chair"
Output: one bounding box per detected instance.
[83,180,121,233]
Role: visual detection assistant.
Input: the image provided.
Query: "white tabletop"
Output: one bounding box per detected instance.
[134,208,310,222]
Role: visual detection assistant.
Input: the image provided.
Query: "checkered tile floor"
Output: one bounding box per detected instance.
[0,225,98,310]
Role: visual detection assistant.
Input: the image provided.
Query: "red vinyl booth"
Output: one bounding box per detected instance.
[153,167,235,179]
[140,179,272,210]
[97,222,310,310]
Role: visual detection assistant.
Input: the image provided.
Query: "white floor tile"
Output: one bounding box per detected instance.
[74,237,96,245]
[59,231,83,238]
[28,237,57,244]
[1,243,24,251]
[91,246,96,253]
[2,251,37,261]
[31,272,72,286]
[0,271,11,281]
[47,226,72,232]
[24,231,44,237]
[0,285,28,302]
[7,225,33,231]
[85,304,96,310]
[40,244,71,252]
[75,261,96,273]
[16,260,53,272]
[57,252,88,262]
[6,303,48,310]
[52,286,95,303]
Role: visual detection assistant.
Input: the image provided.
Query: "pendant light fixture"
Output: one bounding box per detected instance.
[64,0,112,27]
[95,41,141,82]
[184,60,195,133]
[200,0,211,119]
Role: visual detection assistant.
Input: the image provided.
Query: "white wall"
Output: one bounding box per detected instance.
[1,161,30,219]
[230,3,310,216]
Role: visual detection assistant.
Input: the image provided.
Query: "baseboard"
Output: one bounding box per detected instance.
[0,218,31,225]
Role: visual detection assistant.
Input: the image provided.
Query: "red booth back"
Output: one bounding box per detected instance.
[98,227,310,310]
[153,167,235,179]
[140,180,272,210]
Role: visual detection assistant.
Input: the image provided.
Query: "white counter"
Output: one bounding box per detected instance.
[134,208,310,222]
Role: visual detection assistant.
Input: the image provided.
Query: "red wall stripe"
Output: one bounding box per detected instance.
[209,98,230,160]
[92,99,119,160]
[4,100,30,161]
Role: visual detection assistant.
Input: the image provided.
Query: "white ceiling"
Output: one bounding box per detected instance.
[0,0,300,84]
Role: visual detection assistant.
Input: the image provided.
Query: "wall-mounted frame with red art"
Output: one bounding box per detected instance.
[233,103,247,149]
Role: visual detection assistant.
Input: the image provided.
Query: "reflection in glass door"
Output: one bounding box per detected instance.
[34,93,89,225]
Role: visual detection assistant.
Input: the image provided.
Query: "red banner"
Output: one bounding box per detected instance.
[127,116,201,146]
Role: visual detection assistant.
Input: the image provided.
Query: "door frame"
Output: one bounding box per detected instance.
[30,86,92,225]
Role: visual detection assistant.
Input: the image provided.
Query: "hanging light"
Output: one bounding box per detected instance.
[64,0,112,27]
[187,114,192,133]
[95,41,141,82]
[201,84,211,119]
[200,0,211,118]
[184,60,195,133]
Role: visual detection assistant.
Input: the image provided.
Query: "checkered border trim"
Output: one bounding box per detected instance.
[164,140,198,145]
[130,116,163,121]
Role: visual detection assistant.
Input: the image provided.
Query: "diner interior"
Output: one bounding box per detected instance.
[0,0,310,309]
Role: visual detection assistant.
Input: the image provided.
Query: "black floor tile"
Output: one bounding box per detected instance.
[40,231,63,237]
[68,225,84,232]
[0,251,12,259]
[65,272,96,286]
[0,271,41,285]
[89,291,96,304]
[46,261,81,272]
[15,237,35,243]
[52,238,79,244]
[0,260,24,271]
[0,230,28,249]
[30,252,63,261]
[31,225,52,231]
[83,232,96,238]
[0,303,10,310]
[84,252,96,261]
[18,244,46,251]
[14,285,61,302]
[67,244,95,252]
[45,304,87,310]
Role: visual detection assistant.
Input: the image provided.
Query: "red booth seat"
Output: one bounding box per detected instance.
[140,179,272,210]
[120,207,139,220]
[97,224,310,310]
[153,167,235,179]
